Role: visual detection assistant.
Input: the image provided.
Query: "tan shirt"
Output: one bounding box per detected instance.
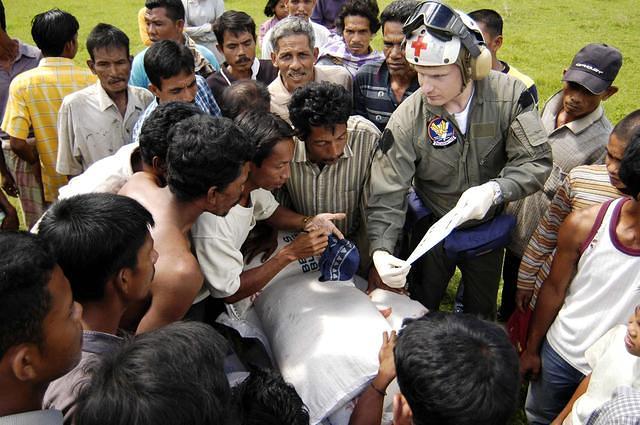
[268,64,351,124]
[56,82,154,176]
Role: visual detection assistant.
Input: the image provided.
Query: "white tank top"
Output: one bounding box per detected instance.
[547,197,640,374]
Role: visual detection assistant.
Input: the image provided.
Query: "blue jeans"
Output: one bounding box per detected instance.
[525,339,585,424]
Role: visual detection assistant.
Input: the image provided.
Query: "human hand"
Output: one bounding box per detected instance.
[242,223,278,263]
[0,206,19,230]
[367,266,408,295]
[372,250,410,289]
[1,171,18,197]
[305,212,346,239]
[515,288,534,313]
[519,349,541,381]
[377,330,397,387]
[282,229,329,260]
[455,182,497,222]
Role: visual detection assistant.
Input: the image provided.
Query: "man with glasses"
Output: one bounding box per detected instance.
[366,1,552,319]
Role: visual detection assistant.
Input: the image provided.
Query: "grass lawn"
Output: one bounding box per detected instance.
[4,1,638,423]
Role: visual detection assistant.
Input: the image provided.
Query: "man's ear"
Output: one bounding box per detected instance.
[313,47,319,61]
[148,82,161,98]
[216,43,224,55]
[207,186,219,206]
[151,156,166,175]
[271,51,277,67]
[493,34,503,51]
[176,19,185,34]
[392,393,413,425]
[10,345,38,382]
[602,85,618,101]
[116,267,132,298]
[87,59,97,75]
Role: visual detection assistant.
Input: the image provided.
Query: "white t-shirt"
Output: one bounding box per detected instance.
[570,325,640,425]
[191,189,279,299]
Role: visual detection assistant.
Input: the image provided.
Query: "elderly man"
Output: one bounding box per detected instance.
[261,0,330,59]
[316,0,384,78]
[130,0,219,90]
[353,0,419,131]
[267,17,350,123]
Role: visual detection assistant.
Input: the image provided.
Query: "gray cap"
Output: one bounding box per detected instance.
[562,43,622,95]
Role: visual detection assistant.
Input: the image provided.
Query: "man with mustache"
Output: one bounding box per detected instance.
[118,115,254,333]
[317,0,384,78]
[353,0,419,132]
[56,24,154,179]
[267,17,350,124]
[206,11,278,105]
[503,43,621,320]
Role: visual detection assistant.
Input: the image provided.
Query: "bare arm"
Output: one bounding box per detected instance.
[349,331,397,425]
[9,136,37,164]
[520,206,599,378]
[551,374,591,425]
[136,255,203,334]
[225,229,329,303]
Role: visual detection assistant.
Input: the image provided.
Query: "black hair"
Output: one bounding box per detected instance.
[144,0,185,22]
[31,8,79,57]
[139,101,203,167]
[612,109,640,142]
[468,9,503,37]
[0,0,6,31]
[618,129,640,200]
[336,0,380,35]
[232,368,310,425]
[0,231,55,358]
[213,10,256,45]
[166,115,255,200]
[288,81,352,141]
[38,193,154,304]
[395,312,520,425]
[380,0,418,31]
[86,23,130,62]
[144,40,195,89]
[74,321,231,425]
[220,80,270,119]
[235,111,295,167]
[263,0,280,17]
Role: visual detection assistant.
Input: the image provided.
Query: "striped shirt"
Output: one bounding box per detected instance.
[276,115,380,239]
[1,57,95,202]
[353,61,419,131]
[506,90,612,257]
[517,164,623,306]
[131,74,221,143]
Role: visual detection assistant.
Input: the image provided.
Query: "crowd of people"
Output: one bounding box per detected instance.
[0,0,638,424]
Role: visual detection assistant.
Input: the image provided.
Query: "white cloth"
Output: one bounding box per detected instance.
[56,82,153,175]
[191,189,279,300]
[570,325,640,425]
[547,198,640,374]
[57,142,139,199]
[181,0,224,56]
[261,20,330,60]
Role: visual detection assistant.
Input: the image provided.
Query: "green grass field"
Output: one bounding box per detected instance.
[3,1,638,423]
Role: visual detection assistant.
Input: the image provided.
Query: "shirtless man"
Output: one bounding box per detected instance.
[119,114,253,333]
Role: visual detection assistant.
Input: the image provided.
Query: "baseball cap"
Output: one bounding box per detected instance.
[562,43,622,95]
[319,235,360,282]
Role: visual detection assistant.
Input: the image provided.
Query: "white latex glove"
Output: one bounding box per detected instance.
[455,182,498,223]
[305,213,346,239]
[373,250,411,288]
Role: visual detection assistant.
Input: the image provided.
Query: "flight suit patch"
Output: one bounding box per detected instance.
[427,117,457,147]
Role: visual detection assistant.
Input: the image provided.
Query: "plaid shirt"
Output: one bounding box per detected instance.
[1,57,95,202]
[586,386,640,425]
[131,75,220,144]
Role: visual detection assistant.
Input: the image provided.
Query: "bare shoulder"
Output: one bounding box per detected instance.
[118,172,158,196]
[560,203,603,246]
[154,249,204,296]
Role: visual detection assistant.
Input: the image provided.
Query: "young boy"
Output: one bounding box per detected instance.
[552,306,640,425]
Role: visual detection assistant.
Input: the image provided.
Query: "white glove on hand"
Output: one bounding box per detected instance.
[305,213,346,239]
[373,250,411,288]
[455,182,498,223]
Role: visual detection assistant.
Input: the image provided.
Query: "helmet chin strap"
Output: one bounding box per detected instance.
[455,47,473,92]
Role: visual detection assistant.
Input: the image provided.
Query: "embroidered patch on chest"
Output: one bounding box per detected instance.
[427,117,457,147]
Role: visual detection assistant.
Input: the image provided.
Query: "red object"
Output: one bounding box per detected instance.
[411,36,428,57]
[507,308,532,354]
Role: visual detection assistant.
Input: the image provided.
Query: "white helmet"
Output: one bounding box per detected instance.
[403,1,491,80]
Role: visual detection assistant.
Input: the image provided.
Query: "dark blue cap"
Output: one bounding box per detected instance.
[319,235,360,282]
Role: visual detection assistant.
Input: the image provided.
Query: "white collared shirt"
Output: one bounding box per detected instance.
[56,82,154,175]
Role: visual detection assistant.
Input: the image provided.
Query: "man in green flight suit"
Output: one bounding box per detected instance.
[367,1,552,319]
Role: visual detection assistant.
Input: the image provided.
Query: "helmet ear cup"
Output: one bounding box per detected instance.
[469,45,492,80]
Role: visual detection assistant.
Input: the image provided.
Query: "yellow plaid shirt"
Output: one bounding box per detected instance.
[1,57,95,202]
